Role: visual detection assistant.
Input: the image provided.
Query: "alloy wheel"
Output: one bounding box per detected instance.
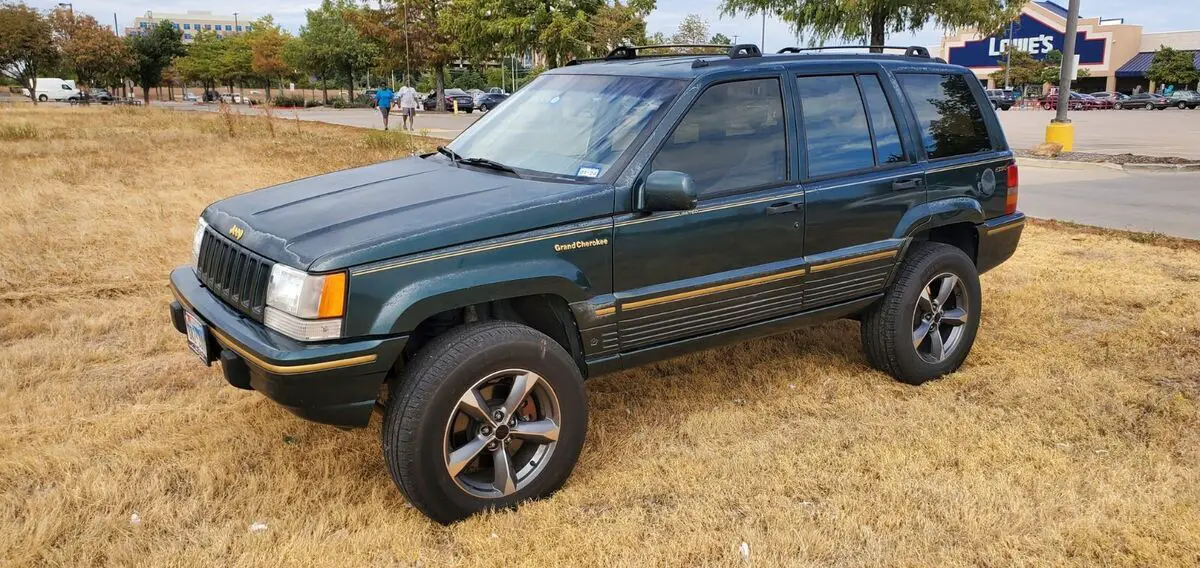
[911,273,970,364]
[1146,103,1153,110]
[443,369,561,499]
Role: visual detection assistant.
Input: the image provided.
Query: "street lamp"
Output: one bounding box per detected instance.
[233,12,238,32]
[1046,0,1081,150]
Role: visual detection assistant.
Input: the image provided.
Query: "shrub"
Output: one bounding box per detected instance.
[272,94,306,108]
[330,97,370,109]
[304,99,323,108]
[0,122,37,140]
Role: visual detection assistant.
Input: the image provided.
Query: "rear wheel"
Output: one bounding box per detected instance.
[1145,103,1154,110]
[1114,102,1123,110]
[1042,102,1052,110]
[1178,101,1188,109]
[382,321,587,524]
[860,242,982,385]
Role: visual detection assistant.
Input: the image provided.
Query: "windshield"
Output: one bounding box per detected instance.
[446,74,685,180]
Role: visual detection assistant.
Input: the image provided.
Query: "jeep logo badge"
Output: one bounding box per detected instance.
[228,225,245,240]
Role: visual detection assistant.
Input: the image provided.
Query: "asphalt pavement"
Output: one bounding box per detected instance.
[1019,164,1200,239]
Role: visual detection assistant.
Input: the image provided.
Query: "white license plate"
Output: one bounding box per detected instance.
[184,311,210,365]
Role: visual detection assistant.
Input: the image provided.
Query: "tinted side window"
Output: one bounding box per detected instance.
[858,75,906,165]
[650,78,786,196]
[796,75,874,178]
[897,73,993,159]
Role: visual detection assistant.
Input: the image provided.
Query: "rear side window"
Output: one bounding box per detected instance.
[897,73,993,160]
[796,74,906,178]
[650,78,787,197]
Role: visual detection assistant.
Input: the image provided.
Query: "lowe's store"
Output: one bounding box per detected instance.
[938,1,1200,93]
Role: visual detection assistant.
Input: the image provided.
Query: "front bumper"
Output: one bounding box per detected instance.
[169,267,408,428]
[976,212,1026,274]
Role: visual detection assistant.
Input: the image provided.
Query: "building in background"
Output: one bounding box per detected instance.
[125,10,251,43]
[939,1,1200,93]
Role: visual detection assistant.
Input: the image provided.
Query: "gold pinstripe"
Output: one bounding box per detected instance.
[623,267,808,311]
[808,250,898,273]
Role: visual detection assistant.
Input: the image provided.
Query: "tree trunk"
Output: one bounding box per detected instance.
[26,78,38,105]
[348,68,355,102]
[435,66,446,111]
[321,73,328,104]
[869,10,886,52]
[265,80,272,103]
[168,82,174,101]
[141,85,150,104]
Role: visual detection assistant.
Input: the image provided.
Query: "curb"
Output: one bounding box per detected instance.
[1016,157,1200,173]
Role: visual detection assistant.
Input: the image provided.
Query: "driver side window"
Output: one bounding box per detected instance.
[650,78,787,198]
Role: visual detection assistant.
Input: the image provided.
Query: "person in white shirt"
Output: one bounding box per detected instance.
[397,82,420,131]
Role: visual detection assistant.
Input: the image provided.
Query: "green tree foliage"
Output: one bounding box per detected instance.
[671,13,709,45]
[719,0,1019,51]
[126,19,185,103]
[0,2,59,104]
[49,8,131,90]
[175,30,224,92]
[590,0,653,52]
[299,0,377,102]
[710,32,732,45]
[1146,45,1199,89]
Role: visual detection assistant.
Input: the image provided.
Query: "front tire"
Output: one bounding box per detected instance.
[382,321,587,524]
[860,242,982,385]
[1178,101,1188,109]
[1114,102,1123,110]
[1145,103,1154,110]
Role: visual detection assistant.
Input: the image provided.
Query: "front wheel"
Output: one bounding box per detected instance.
[1145,103,1154,110]
[1114,102,1123,110]
[1042,102,1052,110]
[382,321,587,524]
[1178,101,1188,110]
[860,242,982,385]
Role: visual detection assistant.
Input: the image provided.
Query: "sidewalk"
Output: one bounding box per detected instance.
[161,101,479,140]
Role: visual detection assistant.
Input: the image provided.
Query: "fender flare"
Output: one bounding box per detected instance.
[366,259,592,336]
[893,197,985,240]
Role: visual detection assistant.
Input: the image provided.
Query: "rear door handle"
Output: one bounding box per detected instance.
[765,201,802,215]
[892,178,923,191]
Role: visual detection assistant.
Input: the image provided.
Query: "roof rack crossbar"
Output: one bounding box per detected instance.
[776,45,931,58]
[603,43,762,61]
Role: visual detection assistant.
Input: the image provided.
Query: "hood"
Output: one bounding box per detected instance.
[204,157,613,272]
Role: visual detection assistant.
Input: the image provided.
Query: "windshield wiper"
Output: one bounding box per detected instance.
[436,146,463,167]
[461,157,522,177]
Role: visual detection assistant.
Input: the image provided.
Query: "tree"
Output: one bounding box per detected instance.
[301,0,375,102]
[710,32,732,45]
[126,19,185,103]
[175,30,224,94]
[671,13,709,45]
[989,47,1042,89]
[0,2,58,104]
[1146,45,1200,90]
[246,16,291,101]
[49,9,131,90]
[590,0,654,52]
[720,0,1019,52]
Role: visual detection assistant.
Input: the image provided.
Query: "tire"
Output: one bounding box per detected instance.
[860,242,982,385]
[38,94,48,102]
[1114,102,1122,110]
[1042,102,1052,110]
[382,321,587,524]
[1145,103,1154,110]
[1178,101,1188,109]
[480,104,489,113]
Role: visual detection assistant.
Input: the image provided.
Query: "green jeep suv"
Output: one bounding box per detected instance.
[169,44,1025,523]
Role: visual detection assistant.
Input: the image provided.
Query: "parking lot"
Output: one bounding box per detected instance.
[998,107,1200,159]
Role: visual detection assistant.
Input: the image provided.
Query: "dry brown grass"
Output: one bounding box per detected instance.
[2,106,1199,567]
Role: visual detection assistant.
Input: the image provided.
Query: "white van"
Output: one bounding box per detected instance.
[26,78,82,102]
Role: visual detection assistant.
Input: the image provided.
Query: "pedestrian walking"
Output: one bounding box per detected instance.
[375,85,395,130]
[397,82,419,132]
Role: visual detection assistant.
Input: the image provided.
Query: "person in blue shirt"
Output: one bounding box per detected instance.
[375,85,395,130]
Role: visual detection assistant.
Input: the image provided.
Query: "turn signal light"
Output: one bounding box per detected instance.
[317,272,347,318]
[1005,163,1019,215]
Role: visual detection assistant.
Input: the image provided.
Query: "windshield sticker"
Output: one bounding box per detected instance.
[576,166,601,178]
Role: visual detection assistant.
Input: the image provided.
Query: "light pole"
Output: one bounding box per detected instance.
[1003,20,1014,89]
[233,12,239,32]
[1046,0,1080,150]
[760,11,766,49]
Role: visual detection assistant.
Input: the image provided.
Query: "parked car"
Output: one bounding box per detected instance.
[1166,90,1200,109]
[1121,93,1170,110]
[169,43,1022,524]
[985,88,1018,110]
[219,92,244,104]
[475,92,509,112]
[486,86,508,95]
[28,78,80,102]
[183,92,200,102]
[87,88,114,104]
[423,88,475,112]
[1077,92,1111,110]
[1039,90,1093,111]
[1089,91,1128,106]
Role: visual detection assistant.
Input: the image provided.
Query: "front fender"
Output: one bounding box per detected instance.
[893,197,984,239]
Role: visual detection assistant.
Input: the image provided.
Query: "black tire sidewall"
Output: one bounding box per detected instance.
[888,246,982,382]
[385,322,587,523]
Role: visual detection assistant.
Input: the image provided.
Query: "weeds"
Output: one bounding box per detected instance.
[261,103,276,139]
[0,122,37,140]
[217,101,241,137]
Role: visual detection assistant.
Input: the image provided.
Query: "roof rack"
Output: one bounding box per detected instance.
[776,45,932,58]
[566,43,762,66]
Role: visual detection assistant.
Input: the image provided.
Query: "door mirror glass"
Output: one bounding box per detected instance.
[640,170,697,212]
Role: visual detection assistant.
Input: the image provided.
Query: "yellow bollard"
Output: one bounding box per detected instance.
[1045,121,1074,152]
[453,99,458,115]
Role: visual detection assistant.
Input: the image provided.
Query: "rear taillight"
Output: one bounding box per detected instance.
[1005,163,1019,215]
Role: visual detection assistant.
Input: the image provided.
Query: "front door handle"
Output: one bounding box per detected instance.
[892,178,923,191]
[765,201,801,215]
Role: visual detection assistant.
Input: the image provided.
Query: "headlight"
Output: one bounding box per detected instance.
[264,264,346,341]
[192,218,209,266]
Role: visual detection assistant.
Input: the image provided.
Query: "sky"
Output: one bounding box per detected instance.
[26,0,1200,52]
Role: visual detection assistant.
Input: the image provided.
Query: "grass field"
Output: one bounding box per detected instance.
[1,106,1198,567]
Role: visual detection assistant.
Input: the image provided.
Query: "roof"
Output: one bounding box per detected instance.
[1116,50,1200,78]
[549,51,960,81]
[1034,1,1070,19]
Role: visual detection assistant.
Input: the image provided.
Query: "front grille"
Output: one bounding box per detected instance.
[196,228,273,321]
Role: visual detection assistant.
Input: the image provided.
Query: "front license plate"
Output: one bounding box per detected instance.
[184,311,211,365]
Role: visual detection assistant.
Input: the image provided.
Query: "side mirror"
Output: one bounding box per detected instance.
[639,170,698,212]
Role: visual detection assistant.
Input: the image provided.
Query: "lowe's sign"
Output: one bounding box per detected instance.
[948,13,1107,68]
